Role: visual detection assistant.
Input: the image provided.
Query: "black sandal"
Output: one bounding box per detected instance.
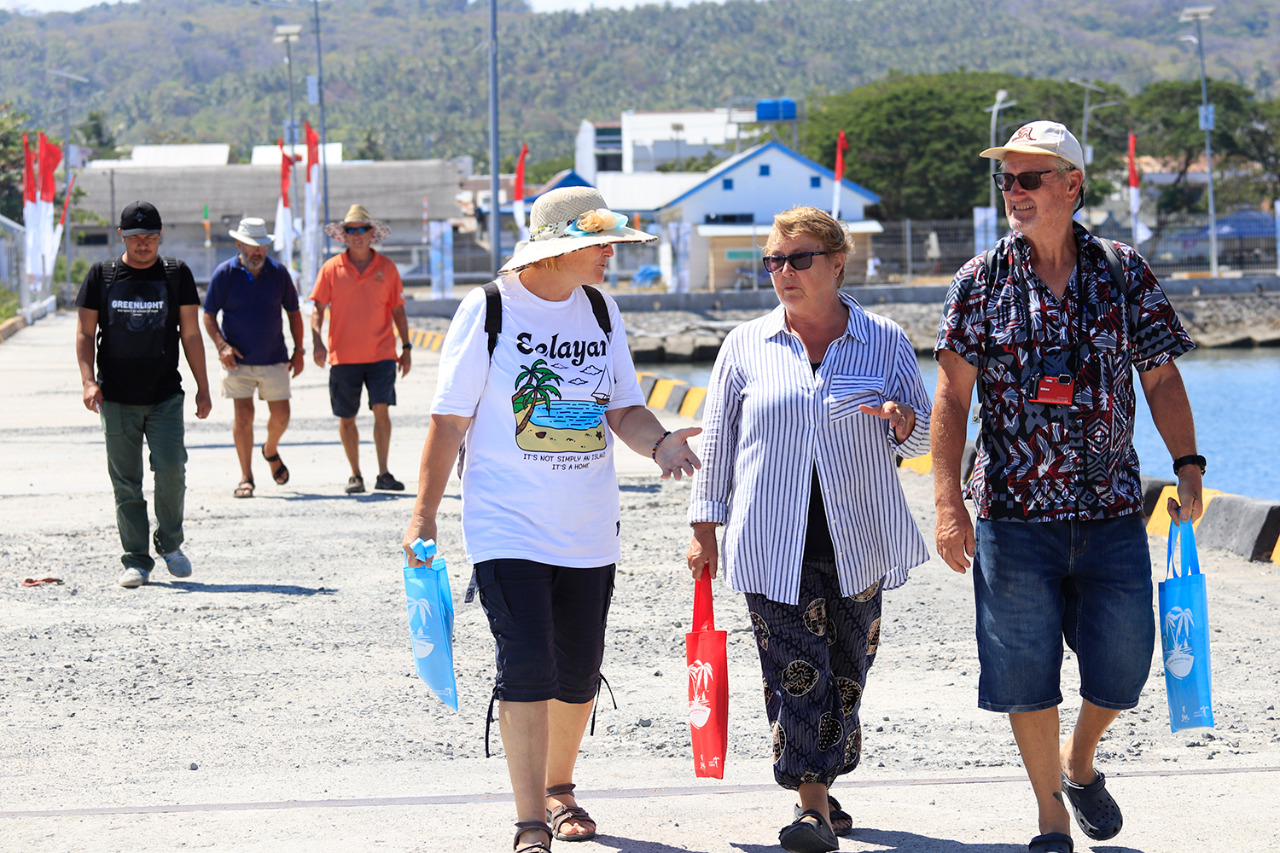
[262,448,289,485]
[546,783,596,842]
[234,478,255,498]
[513,820,552,853]
[793,794,852,837]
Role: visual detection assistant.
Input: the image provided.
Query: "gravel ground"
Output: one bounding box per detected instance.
[2,313,1278,853]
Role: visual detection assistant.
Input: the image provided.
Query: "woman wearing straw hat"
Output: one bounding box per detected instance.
[402,187,702,853]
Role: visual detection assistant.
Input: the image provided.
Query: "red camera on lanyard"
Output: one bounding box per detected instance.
[1031,373,1075,406]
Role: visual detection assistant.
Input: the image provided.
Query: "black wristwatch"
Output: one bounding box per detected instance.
[1172,454,1206,476]
[402,342,413,351]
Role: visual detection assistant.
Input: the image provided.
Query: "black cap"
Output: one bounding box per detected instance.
[119,201,162,236]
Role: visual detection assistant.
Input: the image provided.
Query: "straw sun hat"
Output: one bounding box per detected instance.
[499,186,656,273]
[324,204,391,245]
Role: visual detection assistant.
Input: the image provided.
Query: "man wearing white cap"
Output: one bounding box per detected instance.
[932,121,1203,853]
[202,217,306,497]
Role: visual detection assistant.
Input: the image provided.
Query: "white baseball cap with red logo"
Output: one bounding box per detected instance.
[980,120,1086,173]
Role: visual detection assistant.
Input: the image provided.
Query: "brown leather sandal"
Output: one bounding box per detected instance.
[513,820,552,853]
[545,783,596,842]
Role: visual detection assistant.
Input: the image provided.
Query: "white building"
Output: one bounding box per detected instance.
[575,107,760,184]
[654,141,881,291]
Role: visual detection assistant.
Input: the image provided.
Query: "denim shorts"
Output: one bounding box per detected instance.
[328,360,397,418]
[474,559,615,703]
[972,515,1154,713]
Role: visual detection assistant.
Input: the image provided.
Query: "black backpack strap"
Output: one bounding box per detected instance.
[1097,238,1127,296]
[482,280,502,359]
[102,258,120,291]
[582,284,612,337]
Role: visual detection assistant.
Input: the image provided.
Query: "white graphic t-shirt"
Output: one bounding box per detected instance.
[432,273,645,567]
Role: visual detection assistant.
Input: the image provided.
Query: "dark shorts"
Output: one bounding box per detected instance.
[475,559,615,704]
[973,515,1155,713]
[329,360,397,418]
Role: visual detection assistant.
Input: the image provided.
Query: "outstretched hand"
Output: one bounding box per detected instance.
[860,400,916,442]
[655,427,703,480]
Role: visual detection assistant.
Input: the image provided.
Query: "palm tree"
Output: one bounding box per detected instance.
[688,660,715,728]
[512,358,562,435]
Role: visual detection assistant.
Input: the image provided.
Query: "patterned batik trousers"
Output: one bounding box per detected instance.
[744,556,883,790]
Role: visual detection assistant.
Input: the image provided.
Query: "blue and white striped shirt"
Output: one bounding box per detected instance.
[688,293,932,605]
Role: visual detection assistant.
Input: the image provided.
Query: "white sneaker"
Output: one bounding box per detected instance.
[118,567,150,588]
[160,549,192,578]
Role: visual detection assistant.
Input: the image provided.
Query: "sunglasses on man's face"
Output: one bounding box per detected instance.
[992,170,1065,192]
[343,225,373,235]
[761,251,829,273]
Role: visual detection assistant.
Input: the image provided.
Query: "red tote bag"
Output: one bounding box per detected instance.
[686,571,729,778]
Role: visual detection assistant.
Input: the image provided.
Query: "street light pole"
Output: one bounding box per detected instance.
[273,24,303,224]
[985,89,1017,237]
[47,68,88,306]
[311,0,332,254]
[1180,6,1218,276]
[487,0,500,276]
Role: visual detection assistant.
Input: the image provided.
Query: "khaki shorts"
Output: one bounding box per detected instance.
[221,363,291,401]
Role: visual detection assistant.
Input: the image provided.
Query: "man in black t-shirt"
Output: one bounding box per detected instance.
[75,201,212,588]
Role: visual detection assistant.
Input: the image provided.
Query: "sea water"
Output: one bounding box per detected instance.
[652,347,1280,502]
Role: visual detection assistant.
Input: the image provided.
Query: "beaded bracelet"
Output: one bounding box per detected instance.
[651,431,671,461]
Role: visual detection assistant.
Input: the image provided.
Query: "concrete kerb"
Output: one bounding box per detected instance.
[1194,494,1280,562]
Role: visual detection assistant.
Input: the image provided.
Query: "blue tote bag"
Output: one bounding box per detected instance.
[1159,520,1214,732]
[403,538,459,710]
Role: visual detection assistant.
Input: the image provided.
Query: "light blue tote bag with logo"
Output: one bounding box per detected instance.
[403,538,458,711]
[1159,519,1214,732]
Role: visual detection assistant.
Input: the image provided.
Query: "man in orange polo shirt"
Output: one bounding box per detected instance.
[310,204,412,494]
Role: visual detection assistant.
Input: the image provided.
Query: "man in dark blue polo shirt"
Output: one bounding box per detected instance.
[202,217,305,497]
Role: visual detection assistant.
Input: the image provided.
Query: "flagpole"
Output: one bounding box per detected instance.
[487,0,500,276]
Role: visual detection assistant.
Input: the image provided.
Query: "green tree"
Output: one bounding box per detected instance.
[0,102,33,222]
[806,72,1129,220]
[1131,79,1260,196]
[76,111,120,159]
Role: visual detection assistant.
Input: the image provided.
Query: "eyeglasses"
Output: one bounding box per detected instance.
[761,251,829,273]
[343,225,373,235]
[992,170,1067,192]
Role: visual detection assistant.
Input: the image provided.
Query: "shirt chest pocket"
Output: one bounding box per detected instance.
[827,373,884,420]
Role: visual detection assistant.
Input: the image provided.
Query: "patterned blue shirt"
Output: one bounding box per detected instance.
[688,293,932,605]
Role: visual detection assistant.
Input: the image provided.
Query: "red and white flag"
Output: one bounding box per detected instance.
[831,130,848,220]
[21,134,39,280]
[1127,132,1152,246]
[301,121,322,297]
[273,138,296,274]
[512,142,529,242]
[36,132,63,278]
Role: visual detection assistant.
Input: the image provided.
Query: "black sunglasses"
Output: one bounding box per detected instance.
[992,170,1064,192]
[762,251,829,273]
[343,224,374,235]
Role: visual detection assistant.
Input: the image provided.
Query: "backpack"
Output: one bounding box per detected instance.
[97,256,184,360]
[479,280,612,358]
[456,281,614,474]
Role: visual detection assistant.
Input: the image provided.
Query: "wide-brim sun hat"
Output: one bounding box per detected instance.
[228,217,273,246]
[979,120,1086,173]
[324,203,391,245]
[499,186,656,273]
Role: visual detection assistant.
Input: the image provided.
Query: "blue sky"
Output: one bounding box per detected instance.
[0,0,682,14]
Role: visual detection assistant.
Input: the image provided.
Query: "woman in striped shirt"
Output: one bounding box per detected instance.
[687,206,931,853]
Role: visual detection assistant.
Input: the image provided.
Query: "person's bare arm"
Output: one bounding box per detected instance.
[932,350,978,573]
[1139,361,1202,523]
[604,404,701,480]
[311,302,328,367]
[393,304,411,377]
[179,304,212,419]
[76,307,102,413]
[402,414,472,565]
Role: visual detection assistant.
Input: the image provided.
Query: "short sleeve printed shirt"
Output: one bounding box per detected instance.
[935,224,1194,522]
